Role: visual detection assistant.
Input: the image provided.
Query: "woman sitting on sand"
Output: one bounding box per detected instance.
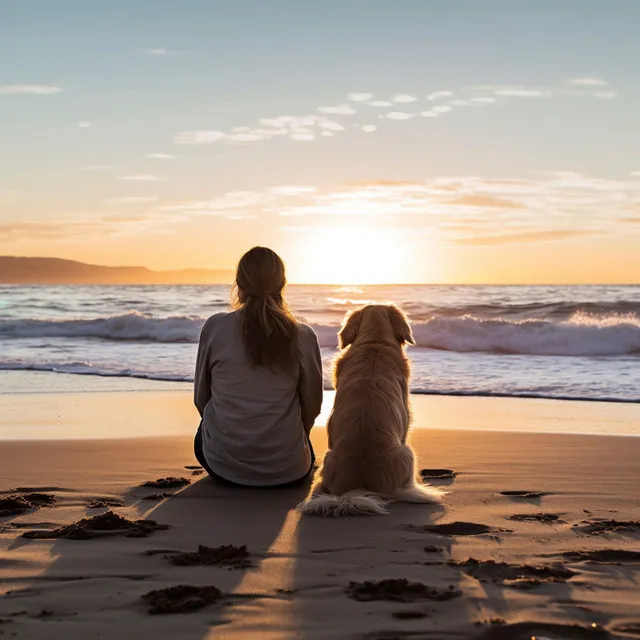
[193,246,323,487]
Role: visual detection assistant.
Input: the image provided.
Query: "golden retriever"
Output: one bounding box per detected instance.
[298,304,442,516]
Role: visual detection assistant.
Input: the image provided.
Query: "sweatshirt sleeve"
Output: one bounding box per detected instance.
[194,318,214,417]
[298,325,324,434]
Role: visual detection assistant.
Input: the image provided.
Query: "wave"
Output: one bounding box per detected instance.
[408,312,640,357]
[0,312,203,343]
[2,310,640,357]
[1,362,638,404]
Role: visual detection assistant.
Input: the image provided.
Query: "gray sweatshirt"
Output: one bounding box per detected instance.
[194,310,323,486]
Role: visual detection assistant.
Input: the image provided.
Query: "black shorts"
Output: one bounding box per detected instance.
[193,423,316,489]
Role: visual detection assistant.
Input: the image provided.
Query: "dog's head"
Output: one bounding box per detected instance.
[338,304,414,349]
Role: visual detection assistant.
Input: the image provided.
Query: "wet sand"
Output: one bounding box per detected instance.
[1,391,640,638]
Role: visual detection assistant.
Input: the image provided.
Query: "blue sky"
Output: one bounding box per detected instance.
[1,0,639,282]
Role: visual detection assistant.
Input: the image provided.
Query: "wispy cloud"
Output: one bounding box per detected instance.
[317,104,357,115]
[392,94,418,103]
[427,91,453,101]
[347,92,374,102]
[77,121,93,129]
[449,194,523,209]
[0,85,61,95]
[104,196,158,205]
[117,175,163,182]
[141,48,181,56]
[172,77,618,149]
[567,77,608,87]
[146,153,178,159]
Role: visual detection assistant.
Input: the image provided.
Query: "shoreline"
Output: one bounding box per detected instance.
[1,372,639,440]
[2,369,639,405]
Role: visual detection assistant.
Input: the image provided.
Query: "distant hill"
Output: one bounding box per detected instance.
[0,257,234,285]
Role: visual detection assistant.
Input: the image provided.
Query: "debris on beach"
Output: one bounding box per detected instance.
[21,510,169,540]
[142,585,223,614]
[0,493,56,517]
[141,477,191,489]
[345,578,461,602]
[420,469,457,480]
[167,544,252,569]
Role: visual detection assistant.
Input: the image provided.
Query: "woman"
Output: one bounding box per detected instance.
[193,246,323,487]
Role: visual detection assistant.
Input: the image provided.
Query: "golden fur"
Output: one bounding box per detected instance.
[298,304,442,516]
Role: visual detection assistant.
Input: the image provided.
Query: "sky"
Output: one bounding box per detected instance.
[1,0,639,284]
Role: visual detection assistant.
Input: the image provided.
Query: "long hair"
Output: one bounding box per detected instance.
[233,247,299,370]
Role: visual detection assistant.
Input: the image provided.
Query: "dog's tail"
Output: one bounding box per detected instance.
[395,482,446,504]
[297,491,389,517]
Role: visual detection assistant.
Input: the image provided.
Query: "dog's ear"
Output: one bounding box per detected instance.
[387,305,414,345]
[339,307,364,349]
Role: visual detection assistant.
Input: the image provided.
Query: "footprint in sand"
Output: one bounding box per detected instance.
[472,621,609,639]
[0,493,56,517]
[507,513,565,524]
[559,549,640,564]
[450,558,576,589]
[21,510,170,540]
[142,585,223,615]
[140,477,191,489]
[409,521,510,536]
[499,490,548,499]
[345,578,461,603]
[572,519,640,536]
[164,544,253,569]
[420,468,457,480]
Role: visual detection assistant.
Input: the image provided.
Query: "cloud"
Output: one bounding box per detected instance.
[347,92,374,102]
[427,91,453,101]
[368,100,393,107]
[619,216,640,225]
[360,125,378,133]
[174,130,228,144]
[77,121,92,129]
[432,105,452,113]
[449,194,523,209]
[493,87,551,97]
[104,196,158,205]
[146,153,178,159]
[318,121,345,131]
[567,77,608,87]
[141,48,180,56]
[632,171,640,177]
[392,94,417,103]
[317,104,357,115]
[382,112,414,120]
[228,132,266,142]
[420,110,438,118]
[0,85,62,95]
[453,229,600,245]
[117,175,162,182]
[159,191,273,216]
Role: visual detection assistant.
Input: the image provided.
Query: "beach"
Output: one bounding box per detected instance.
[2,377,640,638]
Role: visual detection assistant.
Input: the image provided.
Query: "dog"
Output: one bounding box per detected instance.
[297,304,442,516]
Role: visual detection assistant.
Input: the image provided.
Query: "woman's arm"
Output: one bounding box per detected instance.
[194,319,213,417]
[298,326,324,435]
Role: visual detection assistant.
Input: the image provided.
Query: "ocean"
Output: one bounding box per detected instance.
[1,284,639,403]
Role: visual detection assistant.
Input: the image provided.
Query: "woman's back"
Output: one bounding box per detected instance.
[195,310,323,486]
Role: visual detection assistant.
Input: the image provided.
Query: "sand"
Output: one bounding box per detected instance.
[1,391,640,638]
